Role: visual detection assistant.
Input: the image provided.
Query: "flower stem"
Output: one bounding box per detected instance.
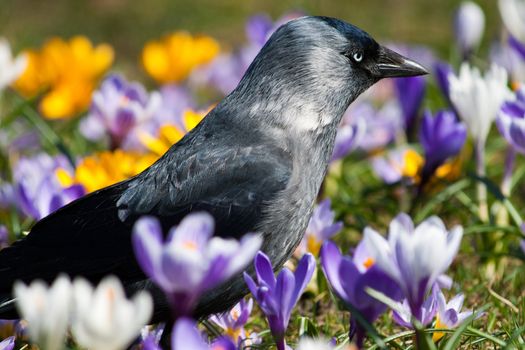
[497,147,516,226]
[475,140,488,222]
[501,147,516,197]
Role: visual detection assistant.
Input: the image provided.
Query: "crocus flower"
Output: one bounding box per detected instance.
[0,337,14,350]
[171,318,236,350]
[133,213,262,318]
[14,275,72,350]
[321,240,400,348]
[296,337,341,350]
[0,38,27,92]
[449,63,511,221]
[193,13,299,95]
[152,84,196,131]
[419,110,467,180]
[499,0,525,44]
[454,1,485,59]
[71,276,153,350]
[331,117,365,161]
[364,214,463,322]
[449,63,511,147]
[347,101,403,151]
[80,74,162,149]
[138,325,164,350]
[394,76,426,132]
[371,147,423,184]
[244,251,315,350]
[432,290,475,342]
[490,39,525,86]
[434,62,454,104]
[56,150,157,194]
[209,298,259,346]
[142,31,220,84]
[497,87,525,154]
[296,199,343,256]
[393,288,438,329]
[14,36,114,119]
[13,153,85,220]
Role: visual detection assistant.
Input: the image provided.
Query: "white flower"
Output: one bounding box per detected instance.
[71,276,153,350]
[14,275,72,350]
[455,1,485,56]
[449,63,512,146]
[364,214,463,310]
[296,338,336,350]
[499,0,525,43]
[0,38,26,92]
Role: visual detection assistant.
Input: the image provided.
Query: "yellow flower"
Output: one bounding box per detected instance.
[139,108,206,156]
[56,150,158,193]
[401,149,424,181]
[142,31,219,84]
[14,36,114,119]
[432,313,446,342]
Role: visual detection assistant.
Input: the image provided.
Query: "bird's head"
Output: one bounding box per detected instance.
[231,16,427,125]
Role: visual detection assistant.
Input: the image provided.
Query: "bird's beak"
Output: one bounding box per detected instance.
[374,46,428,78]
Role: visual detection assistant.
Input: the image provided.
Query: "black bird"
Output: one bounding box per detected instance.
[0,16,426,321]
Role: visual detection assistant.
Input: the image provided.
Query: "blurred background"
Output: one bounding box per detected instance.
[0,0,500,80]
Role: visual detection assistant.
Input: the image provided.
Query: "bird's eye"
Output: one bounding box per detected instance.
[353,52,363,62]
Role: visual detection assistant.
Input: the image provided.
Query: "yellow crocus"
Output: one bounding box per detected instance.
[14,36,114,119]
[142,31,219,84]
[401,149,424,181]
[56,150,158,193]
[140,109,206,156]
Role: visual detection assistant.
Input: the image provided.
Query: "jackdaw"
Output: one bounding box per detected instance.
[0,16,427,321]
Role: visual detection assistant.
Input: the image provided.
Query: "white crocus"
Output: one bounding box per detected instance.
[455,1,485,57]
[499,0,525,43]
[449,63,512,220]
[296,338,338,350]
[71,276,153,350]
[0,38,27,92]
[364,214,463,310]
[14,275,72,350]
[449,63,512,146]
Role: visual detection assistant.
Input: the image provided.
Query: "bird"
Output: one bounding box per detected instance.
[0,16,427,322]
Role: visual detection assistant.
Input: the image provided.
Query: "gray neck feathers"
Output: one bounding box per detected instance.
[216,17,364,134]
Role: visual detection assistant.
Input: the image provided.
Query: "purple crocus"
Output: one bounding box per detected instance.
[434,62,454,104]
[345,101,403,151]
[497,87,525,154]
[152,84,195,132]
[0,336,14,350]
[320,240,400,348]
[12,154,84,220]
[331,117,365,161]
[244,251,315,350]
[432,289,476,342]
[193,13,300,96]
[364,214,463,323]
[454,1,485,59]
[394,76,426,132]
[80,74,162,149]
[393,284,439,329]
[209,298,260,347]
[296,199,343,256]
[246,15,273,46]
[172,318,236,350]
[132,213,261,318]
[419,110,467,179]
